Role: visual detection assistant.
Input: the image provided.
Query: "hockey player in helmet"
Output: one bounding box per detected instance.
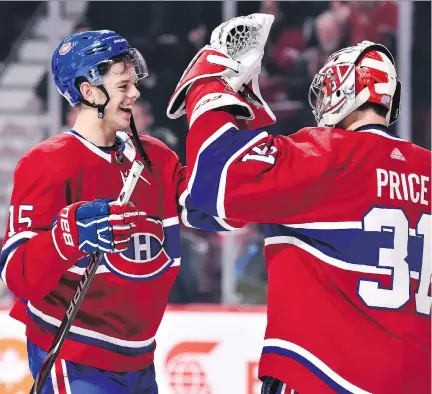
[1,30,243,393]
[52,30,152,166]
[308,41,400,129]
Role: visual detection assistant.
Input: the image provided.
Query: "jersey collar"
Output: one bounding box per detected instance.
[354,124,406,141]
[66,129,136,162]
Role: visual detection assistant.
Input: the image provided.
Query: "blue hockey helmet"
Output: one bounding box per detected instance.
[51,30,148,107]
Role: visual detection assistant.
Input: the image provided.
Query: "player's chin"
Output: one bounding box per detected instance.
[117,109,132,127]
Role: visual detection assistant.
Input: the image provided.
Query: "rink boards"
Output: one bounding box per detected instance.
[0,305,266,394]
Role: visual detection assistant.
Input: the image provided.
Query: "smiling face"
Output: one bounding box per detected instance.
[78,58,142,132]
[95,61,141,130]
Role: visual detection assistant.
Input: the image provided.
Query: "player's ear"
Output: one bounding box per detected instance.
[79,81,96,104]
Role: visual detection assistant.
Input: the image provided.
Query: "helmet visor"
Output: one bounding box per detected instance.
[88,48,148,86]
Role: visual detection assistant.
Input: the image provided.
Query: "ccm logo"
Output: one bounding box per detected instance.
[60,206,74,246]
[195,94,223,110]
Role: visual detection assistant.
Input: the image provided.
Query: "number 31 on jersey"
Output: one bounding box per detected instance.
[358,208,431,315]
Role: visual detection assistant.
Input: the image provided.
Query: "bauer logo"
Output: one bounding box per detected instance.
[165,341,218,394]
[0,338,33,393]
[59,42,72,56]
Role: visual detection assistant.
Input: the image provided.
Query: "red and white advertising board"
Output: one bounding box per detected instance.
[0,305,266,394]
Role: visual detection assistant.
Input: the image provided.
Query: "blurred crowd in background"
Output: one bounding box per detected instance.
[0,1,430,308]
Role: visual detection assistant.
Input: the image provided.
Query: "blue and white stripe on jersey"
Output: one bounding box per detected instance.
[264,222,423,278]
[188,122,268,218]
[27,302,155,355]
[161,216,181,259]
[67,255,110,275]
[178,189,240,231]
[262,339,371,394]
[261,376,297,394]
[0,231,38,286]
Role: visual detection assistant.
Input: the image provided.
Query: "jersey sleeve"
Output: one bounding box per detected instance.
[0,152,73,301]
[162,143,244,231]
[186,110,339,222]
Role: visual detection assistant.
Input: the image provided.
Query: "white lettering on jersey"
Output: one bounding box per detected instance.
[359,208,431,315]
[59,205,74,246]
[242,143,277,165]
[376,168,429,206]
[8,204,34,238]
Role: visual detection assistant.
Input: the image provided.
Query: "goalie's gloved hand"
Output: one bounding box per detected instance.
[167,13,276,129]
[52,198,143,261]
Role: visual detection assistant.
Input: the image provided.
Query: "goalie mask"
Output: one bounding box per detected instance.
[308,41,401,127]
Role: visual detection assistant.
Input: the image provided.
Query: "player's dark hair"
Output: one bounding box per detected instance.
[357,102,389,118]
[74,76,87,97]
[74,53,132,94]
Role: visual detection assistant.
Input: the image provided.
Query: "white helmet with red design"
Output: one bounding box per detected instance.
[308,40,401,127]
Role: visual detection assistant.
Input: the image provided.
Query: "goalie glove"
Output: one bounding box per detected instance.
[167,13,276,129]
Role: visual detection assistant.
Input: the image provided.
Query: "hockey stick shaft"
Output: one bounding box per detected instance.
[30,160,145,394]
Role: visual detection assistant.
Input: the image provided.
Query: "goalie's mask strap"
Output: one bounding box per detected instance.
[81,85,110,119]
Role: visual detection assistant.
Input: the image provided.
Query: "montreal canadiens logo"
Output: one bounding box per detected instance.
[59,42,72,55]
[104,217,175,280]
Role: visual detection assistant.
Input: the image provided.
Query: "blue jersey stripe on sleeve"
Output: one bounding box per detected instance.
[181,194,238,231]
[0,237,31,283]
[190,125,265,217]
[163,223,181,259]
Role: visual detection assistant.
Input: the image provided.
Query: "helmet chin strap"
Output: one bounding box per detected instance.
[81,85,110,119]
[81,85,153,169]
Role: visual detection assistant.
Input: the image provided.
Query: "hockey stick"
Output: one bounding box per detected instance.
[30,160,145,394]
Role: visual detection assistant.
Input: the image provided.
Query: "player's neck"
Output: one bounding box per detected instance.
[72,112,117,147]
[344,112,388,131]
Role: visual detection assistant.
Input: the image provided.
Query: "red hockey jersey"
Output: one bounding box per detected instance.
[0,130,240,372]
[186,111,431,394]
